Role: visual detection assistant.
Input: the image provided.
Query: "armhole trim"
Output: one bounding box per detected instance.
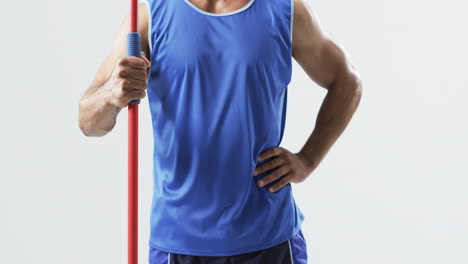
[290,0,294,43]
[140,0,152,83]
[140,0,153,60]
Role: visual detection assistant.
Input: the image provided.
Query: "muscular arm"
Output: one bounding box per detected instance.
[292,0,362,172]
[254,1,362,192]
[78,3,150,137]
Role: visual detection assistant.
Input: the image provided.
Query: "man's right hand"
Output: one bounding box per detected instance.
[78,2,150,137]
[102,51,152,108]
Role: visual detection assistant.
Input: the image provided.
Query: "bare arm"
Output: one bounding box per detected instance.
[78,3,151,137]
[292,0,362,172]
[255,0,362,192]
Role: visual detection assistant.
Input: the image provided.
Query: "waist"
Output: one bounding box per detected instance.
[149,169,303,255]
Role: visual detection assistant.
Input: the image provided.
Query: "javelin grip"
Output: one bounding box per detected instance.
[127,32,142,105]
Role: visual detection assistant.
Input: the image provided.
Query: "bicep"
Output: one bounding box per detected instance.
[292,0,349,89]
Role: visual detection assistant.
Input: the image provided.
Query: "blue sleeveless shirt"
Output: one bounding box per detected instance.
[144,0,304,256]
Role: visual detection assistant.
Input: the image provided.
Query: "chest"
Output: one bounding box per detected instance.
[151,11,290,72]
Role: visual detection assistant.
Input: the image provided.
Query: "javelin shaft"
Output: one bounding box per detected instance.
[128,0,140,263]
[130,0,138,32]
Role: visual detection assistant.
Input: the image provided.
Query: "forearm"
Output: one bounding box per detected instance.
[298,76,362,174]
[78,83,122,137]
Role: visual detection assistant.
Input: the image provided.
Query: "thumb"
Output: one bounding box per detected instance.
[141,51,151,67]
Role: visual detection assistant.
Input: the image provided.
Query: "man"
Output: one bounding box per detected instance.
[78,0,362,263]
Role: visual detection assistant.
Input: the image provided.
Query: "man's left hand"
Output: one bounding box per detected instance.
[254,147,315,193]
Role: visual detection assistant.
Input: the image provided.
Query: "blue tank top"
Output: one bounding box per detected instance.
[144,0,304,256]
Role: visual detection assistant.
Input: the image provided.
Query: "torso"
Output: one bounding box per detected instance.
[143,0,304,256]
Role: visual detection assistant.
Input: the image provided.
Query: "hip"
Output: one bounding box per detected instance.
[148,229,308,264]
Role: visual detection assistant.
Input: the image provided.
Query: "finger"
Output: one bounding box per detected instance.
[129,89,146,100]
[268,175,291,193]
[119,56,148,70]
[254,156,284,176]
[258,147,283,162]
[141,51,152,67]
[123,89,147,105]
[123,78,148,90]
[258,165,290,187]
[119,67,148,81]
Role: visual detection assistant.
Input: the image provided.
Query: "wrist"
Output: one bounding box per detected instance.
[99,82,120,110]
[296,150,319,174]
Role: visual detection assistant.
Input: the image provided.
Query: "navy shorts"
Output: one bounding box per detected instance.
[149,229,307,264]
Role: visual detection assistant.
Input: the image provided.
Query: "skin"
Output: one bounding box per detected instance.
[255,0,362,192]
[78,0,362,193]
[78,3,151,137]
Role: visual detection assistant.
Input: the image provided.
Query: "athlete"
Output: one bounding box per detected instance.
[78,0,362,263]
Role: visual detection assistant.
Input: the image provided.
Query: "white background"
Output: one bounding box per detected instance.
[1,0,467,263]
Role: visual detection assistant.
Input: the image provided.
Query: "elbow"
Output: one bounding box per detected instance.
[351,73,363,101]
[342,67,363,100]
[79,118,97,137]
[79,122,96,137]
[78,103,90,137]
[329,70,363,102]
[79,122,110,137]
[79,121,89,137]
[79,118,111,137]
[78,103,110,138]
[78,102,93,137]
[341,72,363,111]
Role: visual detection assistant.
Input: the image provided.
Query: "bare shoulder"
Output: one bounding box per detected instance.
[291,0,353,89]
[293,0,310,24]
[292,0,325,53]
